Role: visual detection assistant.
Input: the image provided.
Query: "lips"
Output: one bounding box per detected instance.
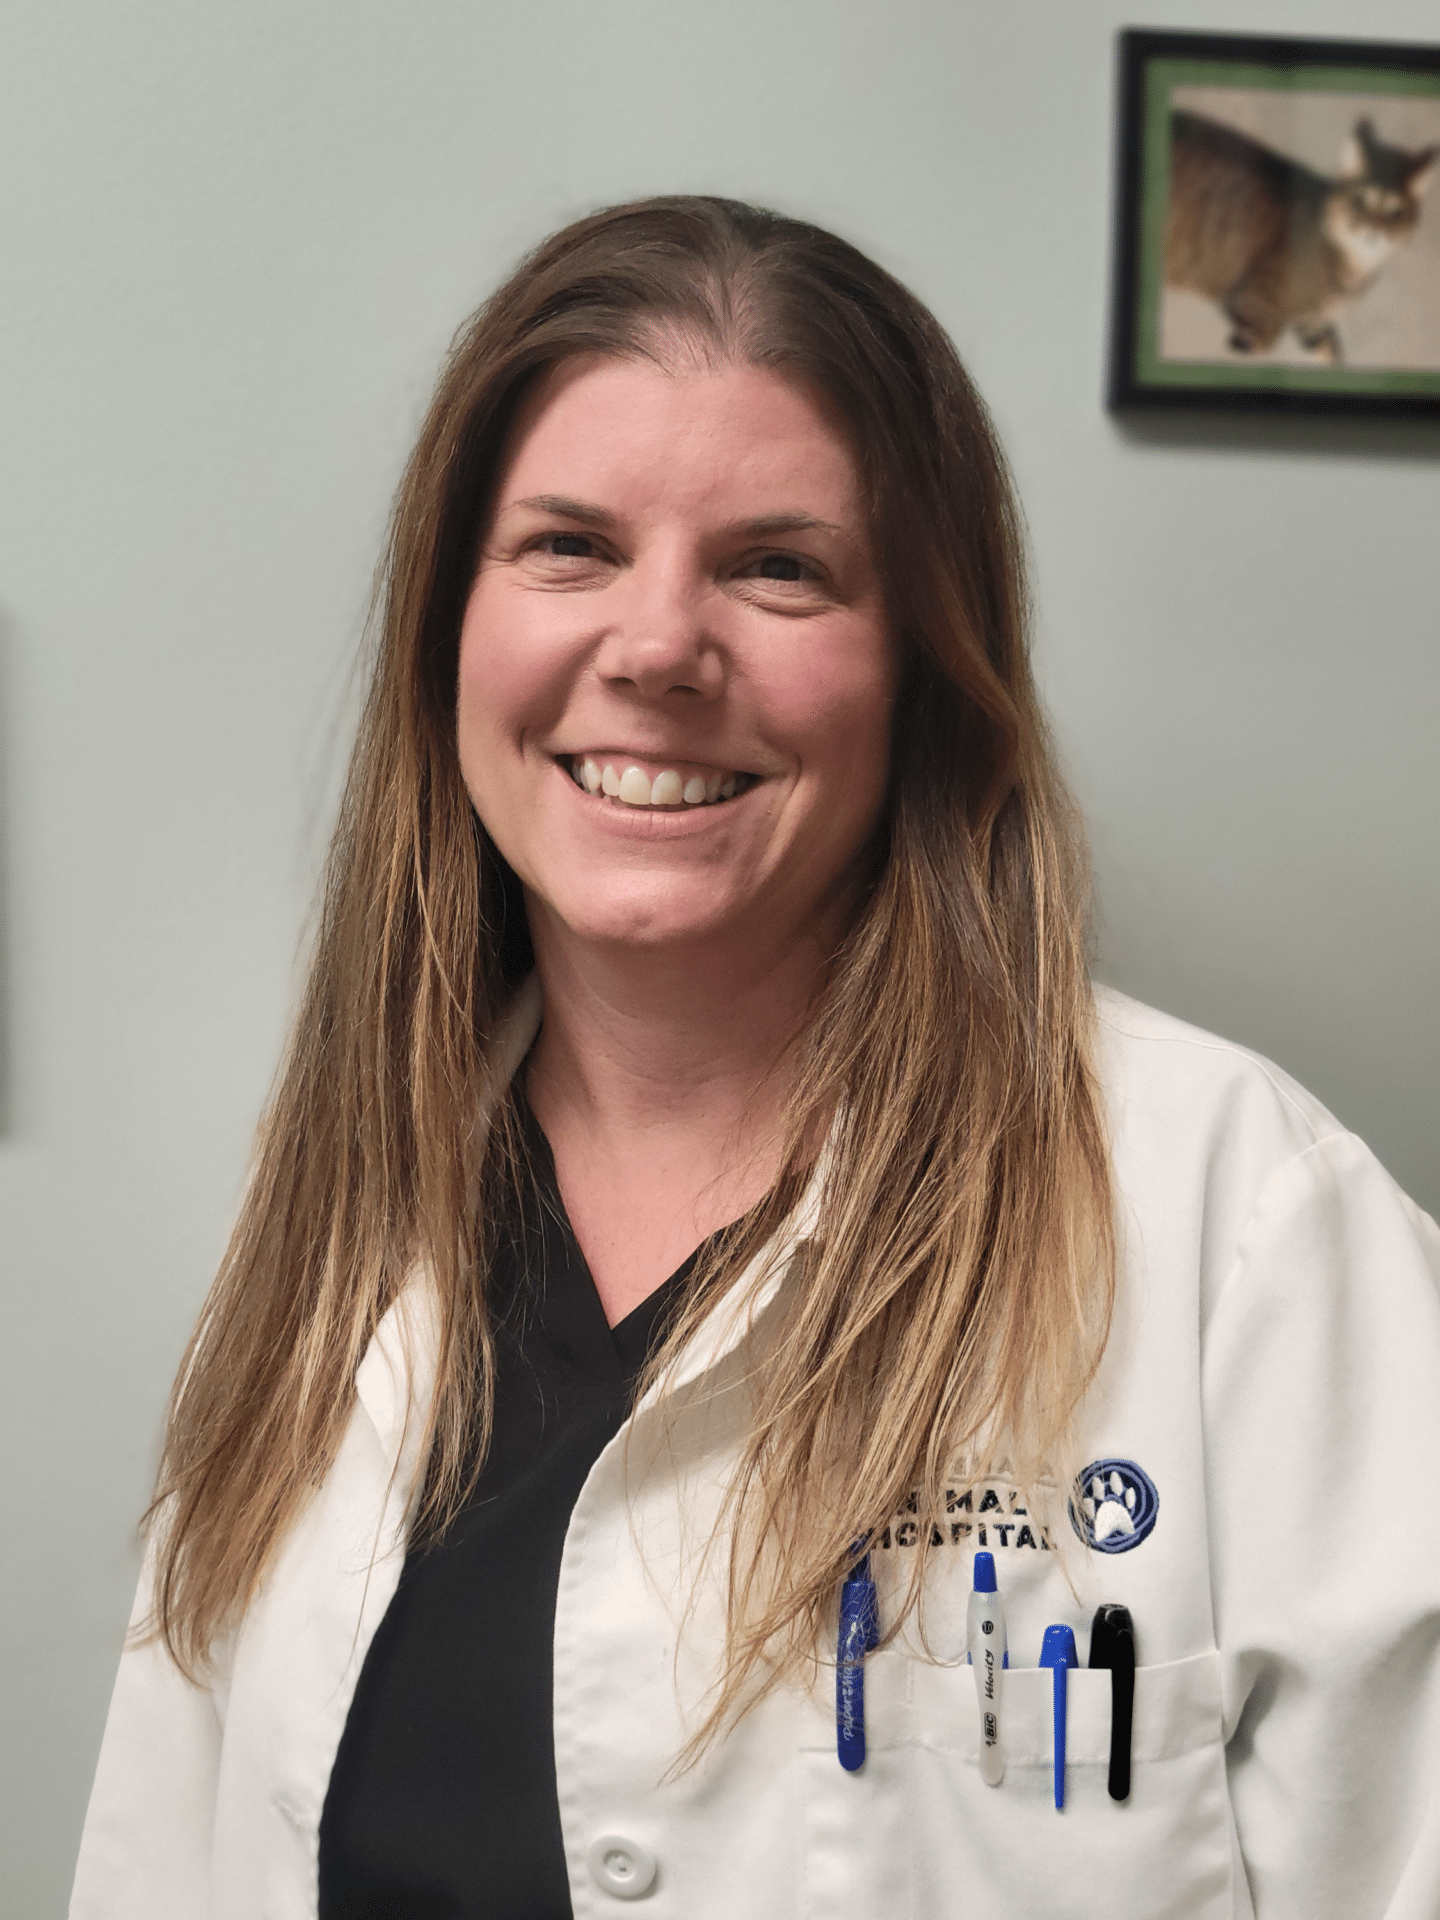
[565,756,755,809]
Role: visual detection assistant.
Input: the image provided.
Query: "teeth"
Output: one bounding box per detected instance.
[568,757,748,808]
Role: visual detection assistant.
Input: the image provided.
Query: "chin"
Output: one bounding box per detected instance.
[537,881,745,954]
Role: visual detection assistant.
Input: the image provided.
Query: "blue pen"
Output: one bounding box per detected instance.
[1039,1624,1078,1809]
[836,1546,880,1772]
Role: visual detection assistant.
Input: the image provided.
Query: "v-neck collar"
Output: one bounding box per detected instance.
[356,974,824,1471]
[513,1088,701,1383]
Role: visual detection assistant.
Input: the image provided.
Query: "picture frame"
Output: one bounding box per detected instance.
[1108,28,1440,415]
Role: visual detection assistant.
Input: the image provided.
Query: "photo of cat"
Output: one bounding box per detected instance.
[1108,29,1440,415]
[1161,89,1439,370]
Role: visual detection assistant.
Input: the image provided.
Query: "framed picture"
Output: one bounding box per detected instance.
[1108,28,1440,415]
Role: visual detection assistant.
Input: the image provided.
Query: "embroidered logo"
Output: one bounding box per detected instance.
[877,1484,1055,1554]
[1070,1458,1159,1554]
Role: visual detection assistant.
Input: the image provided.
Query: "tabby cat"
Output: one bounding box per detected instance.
[1165,109,1437,363]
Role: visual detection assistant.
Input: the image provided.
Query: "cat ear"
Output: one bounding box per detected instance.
[1408,148,1439,199]
[1338,121,1372,180]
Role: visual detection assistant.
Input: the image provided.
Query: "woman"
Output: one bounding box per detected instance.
[72,197,1440,1919]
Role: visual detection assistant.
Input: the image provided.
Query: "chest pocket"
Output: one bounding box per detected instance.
[799,1648,1233,1920]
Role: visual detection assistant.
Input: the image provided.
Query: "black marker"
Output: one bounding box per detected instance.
[1088,1603,1135,1801]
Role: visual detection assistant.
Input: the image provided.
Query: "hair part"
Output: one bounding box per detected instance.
[145,198,1114,1736]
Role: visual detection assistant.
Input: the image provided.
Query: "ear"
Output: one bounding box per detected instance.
[1409,148,1439,199]
[1338,120,1375,180]
[1337,132,1365,181]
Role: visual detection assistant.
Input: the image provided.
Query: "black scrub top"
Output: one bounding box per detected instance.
[318,1102,699,1919]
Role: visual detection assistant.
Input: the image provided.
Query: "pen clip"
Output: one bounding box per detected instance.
[1088,1603,1135,1802]
[836,1547,880,1773]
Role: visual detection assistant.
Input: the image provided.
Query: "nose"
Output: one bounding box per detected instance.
[592,549,723,702]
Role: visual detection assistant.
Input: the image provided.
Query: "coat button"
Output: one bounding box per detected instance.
[586,1833,657,1899]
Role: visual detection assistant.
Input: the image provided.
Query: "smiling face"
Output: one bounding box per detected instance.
[456,349,896,974]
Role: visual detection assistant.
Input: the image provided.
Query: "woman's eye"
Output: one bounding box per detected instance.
[541,532,596,558]
[753,553,807,583]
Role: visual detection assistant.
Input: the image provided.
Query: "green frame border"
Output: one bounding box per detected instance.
[1132,57,1440,397]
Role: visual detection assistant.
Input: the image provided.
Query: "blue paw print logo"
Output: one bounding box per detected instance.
[1070,1458,1159,1554]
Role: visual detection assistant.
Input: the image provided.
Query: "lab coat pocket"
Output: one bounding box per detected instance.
[801,1649,1235,1920]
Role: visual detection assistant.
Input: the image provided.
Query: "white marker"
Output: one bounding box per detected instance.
[967,1550,1007,1785]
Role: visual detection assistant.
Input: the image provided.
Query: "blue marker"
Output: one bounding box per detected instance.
[836,1547,880,1772]
[1039,1624,1079,1808]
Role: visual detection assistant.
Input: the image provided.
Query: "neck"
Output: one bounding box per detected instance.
[526,909,828,1145]
[521,905,836,1322]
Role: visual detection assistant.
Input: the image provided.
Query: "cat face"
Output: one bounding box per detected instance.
[1336,117,1438,237]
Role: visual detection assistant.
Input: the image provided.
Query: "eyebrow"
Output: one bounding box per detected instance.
[508,494,846,539]
[510,493,614,528]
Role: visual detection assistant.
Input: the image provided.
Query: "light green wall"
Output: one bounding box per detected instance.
[2,1,1436,1908]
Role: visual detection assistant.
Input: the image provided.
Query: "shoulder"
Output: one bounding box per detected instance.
[1090,983,1345,1156]
[1087,984,1373,1314]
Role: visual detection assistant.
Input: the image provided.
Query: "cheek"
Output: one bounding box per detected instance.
[456,581,569,770]
[774,631,896,798]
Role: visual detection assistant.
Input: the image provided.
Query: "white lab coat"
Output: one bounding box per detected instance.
[71,988,1440,1919]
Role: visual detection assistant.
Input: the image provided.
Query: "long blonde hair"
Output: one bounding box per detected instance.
[149,197,1114,1710]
